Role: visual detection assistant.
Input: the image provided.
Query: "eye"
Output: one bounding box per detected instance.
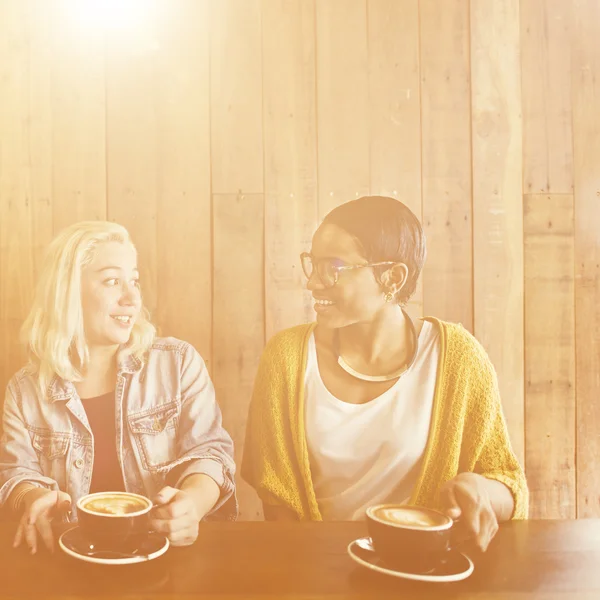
[328,258,346,270]
[132,278,140,288]
[104,278,119,286]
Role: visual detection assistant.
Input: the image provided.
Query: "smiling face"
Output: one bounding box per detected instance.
[306,224,400,329]
[80,241,142,348]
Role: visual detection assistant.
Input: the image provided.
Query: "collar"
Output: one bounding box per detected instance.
[47,348,143,403]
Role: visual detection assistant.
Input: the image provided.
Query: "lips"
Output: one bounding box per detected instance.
[111,315,133,324]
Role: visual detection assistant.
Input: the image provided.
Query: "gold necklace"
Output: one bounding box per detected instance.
[334,308,419,382]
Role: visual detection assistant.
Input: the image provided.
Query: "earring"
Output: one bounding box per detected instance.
[384,292,395,303]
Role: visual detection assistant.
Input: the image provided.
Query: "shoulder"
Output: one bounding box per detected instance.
[260,324,315,365]
[425,317,496,381]
[144,337,207,371]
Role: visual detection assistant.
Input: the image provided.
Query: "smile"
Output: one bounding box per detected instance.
[111,315,132,324]
[314,299,335,306]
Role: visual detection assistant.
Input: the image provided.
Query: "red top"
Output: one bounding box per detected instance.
[81,392,125,493]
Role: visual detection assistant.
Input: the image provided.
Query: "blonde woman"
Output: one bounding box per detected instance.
[0,221,236,553]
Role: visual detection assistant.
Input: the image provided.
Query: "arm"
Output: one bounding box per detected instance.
[480,476,515,523]
[241,327,314,520]
[161,343,237,520]
[470,366,529,521]
[179,473,220,519]
[0,383,60,509]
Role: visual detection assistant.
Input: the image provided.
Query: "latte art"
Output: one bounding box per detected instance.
[371,506,449,529]
[81,493,150,516]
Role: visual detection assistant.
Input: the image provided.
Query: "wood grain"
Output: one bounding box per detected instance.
[263,0,318,339]
[154,0,212,363]
[212,194,265,520]
[210,0,263,194]
[524,194,575,519]
[420,0,473,330]
[51,0,107,231]
[573,0,600,518]
[521,0,573,194]
[0,0,53,396]
[471,0,524,463]
[316,0,369,217]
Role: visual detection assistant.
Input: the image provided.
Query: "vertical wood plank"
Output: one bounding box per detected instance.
[210,0,263,194]
[471,0,524,463]
[521,0,573,194]
[213,194,265,521]
[154,0,212,363]
[420,0,473,330]
[263,0,318,339]
[105,13,159,318]
[368,0,423,318]
[367,0,420,211]
[524,194,575,519]
[52,0,107,231]
[316,0,369,217]
[0,0,53,397]
[573,0,600,518]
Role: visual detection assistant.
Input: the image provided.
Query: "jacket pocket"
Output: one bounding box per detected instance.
[31,431,71,487]
[128,402,179,472]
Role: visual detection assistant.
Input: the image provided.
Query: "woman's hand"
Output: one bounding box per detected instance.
[13,489,72,554]
[440,472,499,552]
[150,486,202,547]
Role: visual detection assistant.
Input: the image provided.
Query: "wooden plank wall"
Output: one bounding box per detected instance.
[0,0,598,520]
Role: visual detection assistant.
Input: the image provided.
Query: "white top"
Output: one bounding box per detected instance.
[304,320,440,521]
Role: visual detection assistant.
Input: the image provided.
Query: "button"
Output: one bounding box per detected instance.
[152,418,162,432]
[74,458,84,469]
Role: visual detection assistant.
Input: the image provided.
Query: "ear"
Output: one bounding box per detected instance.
[380,263,409,296]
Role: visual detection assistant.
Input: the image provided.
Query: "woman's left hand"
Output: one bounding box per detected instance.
[439,472,499,552]
[150,486,201,547]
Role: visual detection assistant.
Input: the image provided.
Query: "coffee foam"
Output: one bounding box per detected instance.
[369,506,451,530]
[81,493,150,516]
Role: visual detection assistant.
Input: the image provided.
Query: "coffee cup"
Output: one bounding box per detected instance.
[76,491,153,546]
[365,504,454,573]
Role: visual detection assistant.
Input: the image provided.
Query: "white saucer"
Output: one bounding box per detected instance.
[59,526,169,566]
[347,537,474,583]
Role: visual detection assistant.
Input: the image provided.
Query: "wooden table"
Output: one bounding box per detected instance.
[1,520,599,599]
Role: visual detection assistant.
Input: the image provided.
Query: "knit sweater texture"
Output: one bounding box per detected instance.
[242,318,529,521]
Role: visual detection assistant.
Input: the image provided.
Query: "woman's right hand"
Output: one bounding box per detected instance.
[13,489,72,554]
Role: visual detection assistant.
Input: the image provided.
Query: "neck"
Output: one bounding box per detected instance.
[85,344,120,378]
[339,306,411,365]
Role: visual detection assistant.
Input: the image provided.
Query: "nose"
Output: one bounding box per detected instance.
[306,269,326,291]
[119,281,140,306]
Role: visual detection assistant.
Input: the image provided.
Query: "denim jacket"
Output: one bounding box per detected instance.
[0,337,237,521]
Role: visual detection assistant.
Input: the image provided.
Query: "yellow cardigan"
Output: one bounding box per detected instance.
[242,318,529,521]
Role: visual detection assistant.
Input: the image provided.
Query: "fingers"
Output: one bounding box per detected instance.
[460,502,498,552]
[153,486,179,507]
[13,515,26,549]
[163,522,199,547]
[478,510,499,552]
[439,483,462,520]
[14,490,66,554]
[152,496,189,521]
[24,520,38,555]
[35,517,55,553]
[150,514,190,535]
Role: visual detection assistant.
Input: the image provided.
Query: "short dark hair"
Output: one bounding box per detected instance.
[322,196,426,304]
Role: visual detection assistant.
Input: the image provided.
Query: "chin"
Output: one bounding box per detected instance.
[316,313,348,330]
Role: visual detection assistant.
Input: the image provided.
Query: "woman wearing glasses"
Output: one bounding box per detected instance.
[242,196,527,552]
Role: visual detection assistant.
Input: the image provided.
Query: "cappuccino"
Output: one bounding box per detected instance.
[368,505,451,530]
[80,493,150,516]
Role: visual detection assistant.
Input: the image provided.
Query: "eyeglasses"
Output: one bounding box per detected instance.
[300,252,396,288]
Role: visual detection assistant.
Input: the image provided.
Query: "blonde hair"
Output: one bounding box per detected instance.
[21,221,156,397]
